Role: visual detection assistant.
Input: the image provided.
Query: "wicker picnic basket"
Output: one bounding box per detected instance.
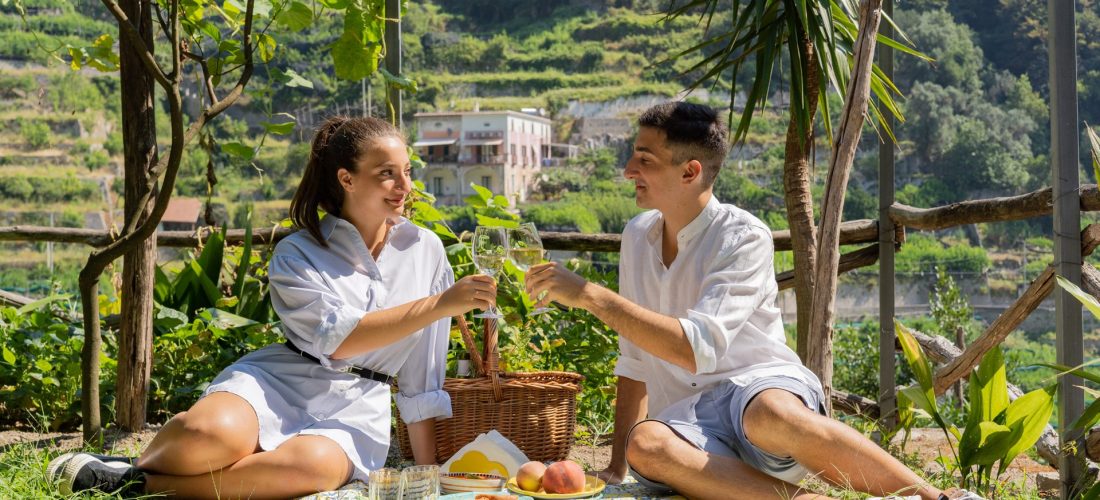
[394,314,584,463]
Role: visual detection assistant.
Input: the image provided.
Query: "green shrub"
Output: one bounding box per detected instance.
[896,233,990,274]
[522,201,601,232]
[48,71,104,113]
[19,119,51,149]
[83,150,109,171]
[0,296,110,430]
[104,130,123,156]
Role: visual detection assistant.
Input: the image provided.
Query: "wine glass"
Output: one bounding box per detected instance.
[471,226,507,319]
[510,222,554,315]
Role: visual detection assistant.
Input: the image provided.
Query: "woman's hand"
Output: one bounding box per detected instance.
[439,274,497,316]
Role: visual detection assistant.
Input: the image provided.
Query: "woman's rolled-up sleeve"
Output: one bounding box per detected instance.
[269,254,365,365]
[395,260,455,423]
[679,227,775,375]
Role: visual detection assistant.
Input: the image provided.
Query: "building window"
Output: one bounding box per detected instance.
[481,175,492,189]
[432,177,443,195]
[443,145,450,157]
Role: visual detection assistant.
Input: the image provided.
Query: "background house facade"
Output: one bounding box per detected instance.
[413,110,552,205]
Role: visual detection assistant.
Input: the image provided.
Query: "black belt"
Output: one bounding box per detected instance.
[283,340,395,385]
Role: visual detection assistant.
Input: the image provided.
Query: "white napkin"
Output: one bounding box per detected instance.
[441,430,529,478]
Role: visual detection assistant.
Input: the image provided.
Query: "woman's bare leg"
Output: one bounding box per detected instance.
[136,392,260,476]
[143,434,351,499]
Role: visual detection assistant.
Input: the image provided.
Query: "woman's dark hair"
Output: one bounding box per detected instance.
[289,116,404,246]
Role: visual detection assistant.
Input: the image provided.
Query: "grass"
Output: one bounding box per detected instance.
[0,439,151,499]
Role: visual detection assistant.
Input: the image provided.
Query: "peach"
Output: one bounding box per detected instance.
[515,461,546,492]
[542,460,585,494]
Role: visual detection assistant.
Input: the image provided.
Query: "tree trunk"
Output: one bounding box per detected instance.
[116,0,158,431]
[806,0,883,412]
[78,270,101,442]
[785,35,820,362]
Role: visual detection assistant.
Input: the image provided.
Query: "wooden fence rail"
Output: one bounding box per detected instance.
[0,218,884,252]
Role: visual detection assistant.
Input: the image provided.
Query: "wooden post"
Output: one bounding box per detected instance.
[877,0,897,430]
[1049,0,1084,495]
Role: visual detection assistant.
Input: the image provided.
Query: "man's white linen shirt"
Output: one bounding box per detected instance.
[614,195,820,417]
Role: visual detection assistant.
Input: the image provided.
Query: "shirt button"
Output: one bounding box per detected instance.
[691,383,697,387]
[317,413,326,419]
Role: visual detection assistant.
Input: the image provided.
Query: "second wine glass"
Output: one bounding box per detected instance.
[510,222,554,316]
[471,226,507,319]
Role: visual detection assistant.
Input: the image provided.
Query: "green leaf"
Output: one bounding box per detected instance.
[1088,123,1100,192]
[410,200,444,222]
[271,67,313,88]
[233,216,254,305]
[35,359,52,372]
[153,304,188,331]
[2,346,15,365]
[470,183,493,202]
[276,0,312,31]
[973,346,1008,422]
[1056,275,1100,319]
[1083,480,1100,500]
[255,33,276,63]
[332,30,380,81]
[379,67,418,93]
[894,321,934,391]
[86,34,120,72]
[1001,384,1056,466]
[16,294,70,315]
[222,141,255,160]
[463,194,487,208]
[961,421,1012,468]
[318,0,349,9]
[491,195,511,208]
[202,308,258,330]
[898,384,936,417]
[261,120,295,135]
[181,0,204,23]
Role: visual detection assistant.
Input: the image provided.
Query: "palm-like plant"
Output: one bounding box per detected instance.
[664,0,928,396]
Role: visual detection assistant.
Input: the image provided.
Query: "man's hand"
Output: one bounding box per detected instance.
[524,262,592,309]
[593,466,628,485]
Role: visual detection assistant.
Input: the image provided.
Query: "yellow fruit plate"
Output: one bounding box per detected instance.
[505,476,606,499]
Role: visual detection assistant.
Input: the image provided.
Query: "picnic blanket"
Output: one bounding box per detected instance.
[298,475,687,499]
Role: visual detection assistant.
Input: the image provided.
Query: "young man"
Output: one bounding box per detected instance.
[524,102,975,500]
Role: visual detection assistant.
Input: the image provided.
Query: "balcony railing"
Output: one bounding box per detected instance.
[459,155,506,165]
[423,155,459,164]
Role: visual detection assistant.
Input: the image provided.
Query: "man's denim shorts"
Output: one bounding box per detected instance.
[628,376,827,493]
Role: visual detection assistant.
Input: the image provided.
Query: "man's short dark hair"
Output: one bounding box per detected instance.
[638,102,729,187]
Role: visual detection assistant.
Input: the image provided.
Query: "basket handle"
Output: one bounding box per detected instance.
[454,314,485,377]
[453,314,504,401]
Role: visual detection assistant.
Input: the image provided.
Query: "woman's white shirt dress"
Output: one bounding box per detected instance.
[203,215,454,482]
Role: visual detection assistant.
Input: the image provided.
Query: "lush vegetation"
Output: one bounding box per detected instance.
[2,2,1098,496]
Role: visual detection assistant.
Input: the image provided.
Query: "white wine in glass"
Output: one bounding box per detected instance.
[510,222,554,315]
[471,226,507,319]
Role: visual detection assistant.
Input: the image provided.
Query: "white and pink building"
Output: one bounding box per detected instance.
[412,110,552,205]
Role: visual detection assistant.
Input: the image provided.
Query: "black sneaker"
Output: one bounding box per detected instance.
[47,452,136,478]
[47,453,145,496]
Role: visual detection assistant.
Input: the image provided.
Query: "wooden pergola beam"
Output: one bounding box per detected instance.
[889,185,1100,231]
[932,224,1100,396]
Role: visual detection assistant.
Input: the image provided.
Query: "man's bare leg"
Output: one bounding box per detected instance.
[743,389,942,499]
[626,421,834,500]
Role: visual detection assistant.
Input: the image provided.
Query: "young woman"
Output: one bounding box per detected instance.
[49,116,496,498]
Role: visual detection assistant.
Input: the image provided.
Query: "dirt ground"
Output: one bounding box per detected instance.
[0,426,1054,495]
